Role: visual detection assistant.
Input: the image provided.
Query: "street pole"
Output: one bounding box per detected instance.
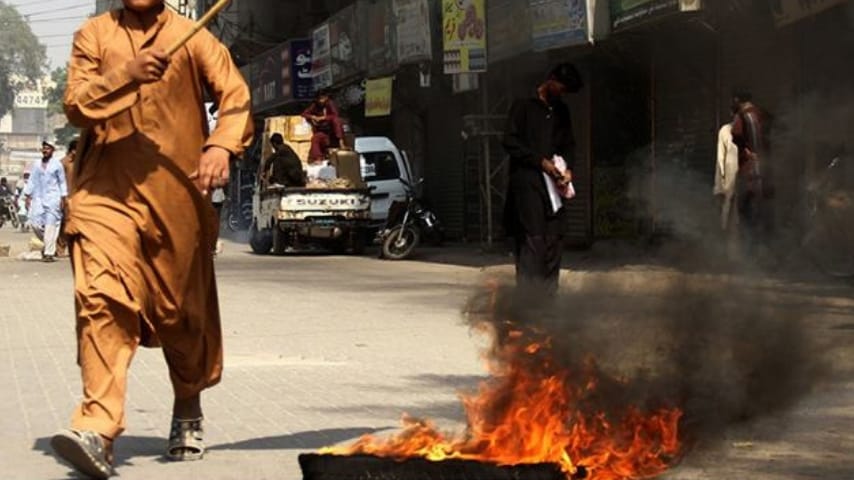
[481,79,493,248]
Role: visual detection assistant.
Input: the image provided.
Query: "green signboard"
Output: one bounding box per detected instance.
[610,0,699,31]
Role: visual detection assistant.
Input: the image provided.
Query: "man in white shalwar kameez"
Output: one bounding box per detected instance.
[24,142,68,262]
[714,124,740,258]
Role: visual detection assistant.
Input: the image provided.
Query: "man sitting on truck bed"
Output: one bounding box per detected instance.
[302,88,346,162]
[265,133,306,188]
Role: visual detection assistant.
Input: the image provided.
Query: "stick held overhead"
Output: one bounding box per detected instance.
[165,0,231,56]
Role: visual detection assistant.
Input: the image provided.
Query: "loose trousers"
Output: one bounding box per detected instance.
[514,234,564,296]
[69,216,222,440]
[34,223,61,256]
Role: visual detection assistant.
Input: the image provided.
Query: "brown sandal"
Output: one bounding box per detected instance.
[166,417,205,461]
[50,429,115,479]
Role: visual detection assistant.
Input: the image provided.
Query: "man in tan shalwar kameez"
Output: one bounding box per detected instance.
[49,1,253,478]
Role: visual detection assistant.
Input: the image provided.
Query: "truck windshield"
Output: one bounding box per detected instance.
[360,151,400,182]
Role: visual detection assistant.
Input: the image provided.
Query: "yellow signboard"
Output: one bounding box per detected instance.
[442,0,487,74]
[365,77,393,118]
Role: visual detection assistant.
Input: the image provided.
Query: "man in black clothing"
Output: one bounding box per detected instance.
[265,133,306,187]
[502,63,582,295]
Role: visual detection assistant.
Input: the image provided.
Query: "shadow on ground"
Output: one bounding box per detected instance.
[34,434,167,473]
[208,427,390,451]
[34,427,388,474]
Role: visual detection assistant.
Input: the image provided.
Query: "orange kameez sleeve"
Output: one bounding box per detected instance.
[194,29,253,156]
[63,21,141,128]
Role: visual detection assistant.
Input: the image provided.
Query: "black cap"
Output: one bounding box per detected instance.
[549,63,583,93]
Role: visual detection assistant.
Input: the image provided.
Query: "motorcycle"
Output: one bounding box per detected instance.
[378,178,444,260]
[225,183,255,232]
[0,194,20,230]
[801,154,854,277]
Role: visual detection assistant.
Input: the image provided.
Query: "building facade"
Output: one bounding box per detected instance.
[140,0,854,248]
[95,0,199,17]
[0,79,54,181]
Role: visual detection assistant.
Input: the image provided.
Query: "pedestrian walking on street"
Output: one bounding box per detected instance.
[23,141,68,262]
[49,0,253,478]
[15,172,30,231]
[502,63,582,295]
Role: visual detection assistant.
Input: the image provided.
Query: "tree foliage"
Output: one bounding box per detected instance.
[46,67,67,116]
[46,67,78,146]
[0,1,47,119]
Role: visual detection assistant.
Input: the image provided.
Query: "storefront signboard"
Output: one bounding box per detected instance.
[311,23,333,90]
[364,0,398,76]
[365,77,394,117]
[329,5,362,84]
[610,0,701,31]
[249,40,314,113]
[530,0,589,51]
[488,0,531,62]
[442,0,487,74]
[394,0,433,64]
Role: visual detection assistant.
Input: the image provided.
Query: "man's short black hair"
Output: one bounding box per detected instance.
[733,90,753,102]
[548,63,583,93]
[270,133,284,145]
[68,139,79,152]
[315,87,332,100]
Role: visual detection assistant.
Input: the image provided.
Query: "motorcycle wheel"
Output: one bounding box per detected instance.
[10,210,20,229]
[227,211,243,232]
[381,225,419,260]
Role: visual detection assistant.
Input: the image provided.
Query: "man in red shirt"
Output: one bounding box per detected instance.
[302,88,347,162]
[731,91,772,249]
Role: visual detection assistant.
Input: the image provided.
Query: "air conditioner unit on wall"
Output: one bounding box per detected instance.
[680,0,702,11]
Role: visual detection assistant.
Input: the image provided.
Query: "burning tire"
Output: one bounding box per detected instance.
[298,453,579,480]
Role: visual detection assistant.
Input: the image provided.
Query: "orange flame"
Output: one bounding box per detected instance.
[323,316,682,479]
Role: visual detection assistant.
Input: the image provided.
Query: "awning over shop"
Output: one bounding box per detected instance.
[610,0,702,31]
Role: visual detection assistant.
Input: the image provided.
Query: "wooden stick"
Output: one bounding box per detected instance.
[165,0,231,56]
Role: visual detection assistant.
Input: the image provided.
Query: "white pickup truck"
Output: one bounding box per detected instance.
[248,136,412,255]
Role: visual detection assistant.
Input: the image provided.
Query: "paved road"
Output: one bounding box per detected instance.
[0,227,852,479]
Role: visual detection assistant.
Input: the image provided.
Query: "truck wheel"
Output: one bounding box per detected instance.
[351,236,366,255]
[272,225,287,255]
[348,230,367,255]
[249,222,272,254]
[381,225,419,260]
